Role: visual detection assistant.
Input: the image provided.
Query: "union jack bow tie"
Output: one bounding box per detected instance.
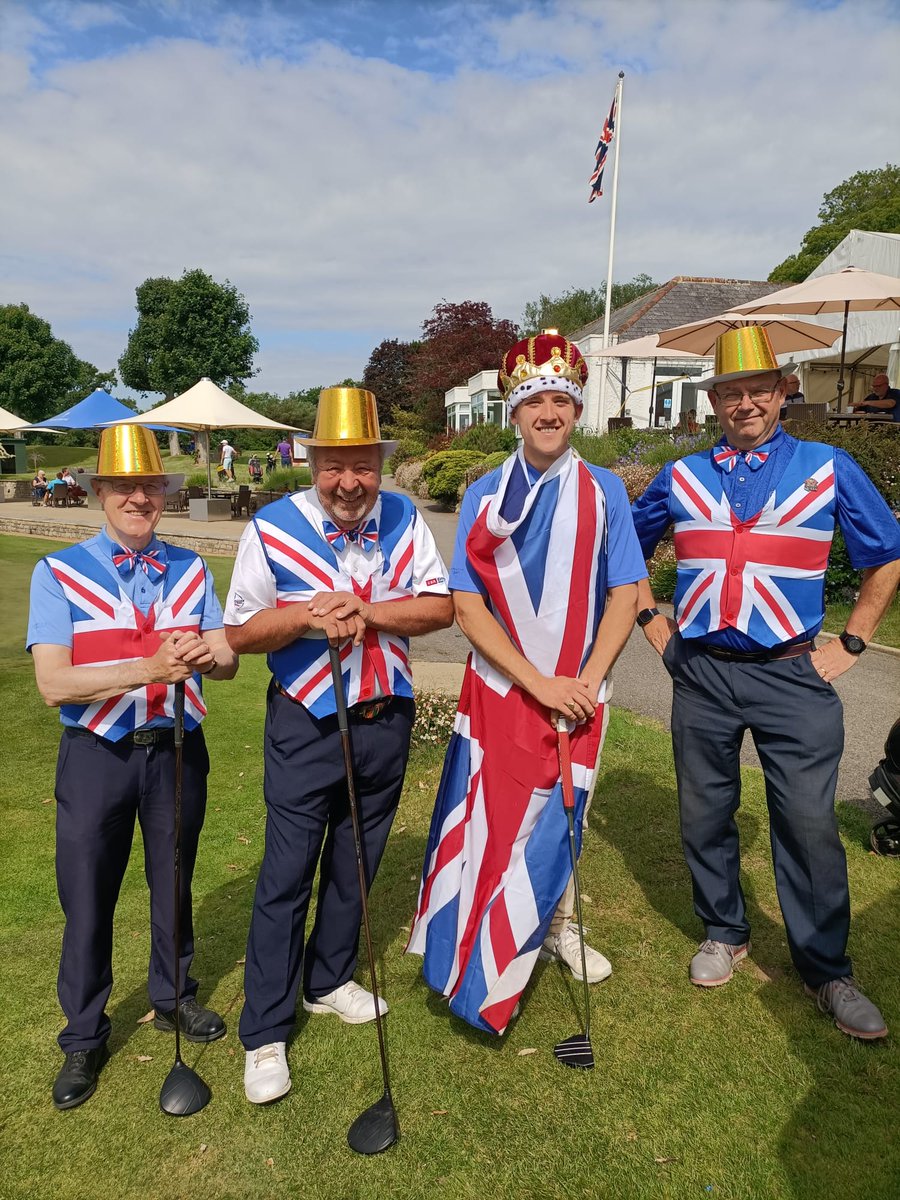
[323,519,378,553]
[713,443,771,473]
[111,545,167,577]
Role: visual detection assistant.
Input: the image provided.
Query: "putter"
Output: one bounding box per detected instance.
[160,681,212,1116]
[328,646,399,1155]
[552,715,595,1070]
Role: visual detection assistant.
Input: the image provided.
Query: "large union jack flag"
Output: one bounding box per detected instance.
[671,447,836,646]
[408,449,610,1033]
[45,545,208,740]
[589,88,617,203]
[255,493,416,716]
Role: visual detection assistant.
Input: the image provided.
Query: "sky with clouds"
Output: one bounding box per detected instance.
[2,0,898,400]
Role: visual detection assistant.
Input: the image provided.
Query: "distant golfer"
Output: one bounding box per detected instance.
[26,425,237,1110]
[408,333,646,1032]
[277,436,292,468]
[224,387,452,1104]
[220,438,236,481]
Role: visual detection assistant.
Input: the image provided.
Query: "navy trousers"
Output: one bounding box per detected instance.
[239,686,414,1050]
[665,636,851,986]
[54,727,209,1051]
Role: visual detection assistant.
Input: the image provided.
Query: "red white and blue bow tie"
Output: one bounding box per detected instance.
[111,545,167,577]
[713,443,771,473]
[323,519,378,553]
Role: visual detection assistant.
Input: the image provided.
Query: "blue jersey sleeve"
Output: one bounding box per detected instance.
[630,463,675,558]
[587,467,648,586]
[200,564,225,630]
[448,475,492,595]
[26,559,74,651]
[833,449,900,569]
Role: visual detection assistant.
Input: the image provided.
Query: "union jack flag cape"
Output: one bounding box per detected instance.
[408,449,611,1033]
[253,493,417,716]
[45,542,209,740]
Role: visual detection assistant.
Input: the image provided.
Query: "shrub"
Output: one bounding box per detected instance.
[394,459,429,499]
[570,429,619,468]
[607,463,658,503]
[386,437,428,472]
[463,450,509,488]
[454,424,517,455]
[264,466,311,492]
[411,690,459,750]
[185,471,211,489]
[421,450,486,508]
[648,542,678,601]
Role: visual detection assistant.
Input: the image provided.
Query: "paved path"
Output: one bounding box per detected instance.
[3,484,896,810]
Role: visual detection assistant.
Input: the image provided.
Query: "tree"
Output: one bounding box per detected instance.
[0,303,111,424]
[362,339,421,415]
[409,300,519,431]
[119,268,259,452]
[521,275,658,336]
[769,164,900,283]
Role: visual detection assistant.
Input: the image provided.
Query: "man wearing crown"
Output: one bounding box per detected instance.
[408,334,647,1033]
[224,388,453,1104]
[26,425,238,1110]
[632,326,900,1040]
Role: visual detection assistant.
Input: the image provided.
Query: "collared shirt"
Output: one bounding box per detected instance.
[224,488,449,626]
[631,426,900,650]
[857,387,900,421]
[27,528,224,728]
[450,456,647,595]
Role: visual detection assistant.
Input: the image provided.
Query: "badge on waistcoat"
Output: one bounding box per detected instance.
[803,478,819,493]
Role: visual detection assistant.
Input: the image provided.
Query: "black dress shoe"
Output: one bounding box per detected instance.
[153,997,226,1043]
[53,1046,108,1110]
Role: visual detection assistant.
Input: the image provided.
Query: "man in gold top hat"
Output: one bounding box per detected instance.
[224,387,453,1104]
[632,326,900,1040]
[26,425,238,1109]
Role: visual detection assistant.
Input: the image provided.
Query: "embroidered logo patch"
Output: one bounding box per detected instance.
[803,478,819,493]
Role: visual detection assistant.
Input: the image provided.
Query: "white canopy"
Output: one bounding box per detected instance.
[0,404,30,432]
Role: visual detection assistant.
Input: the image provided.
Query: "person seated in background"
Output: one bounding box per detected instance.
[32,470,48,503]
[683,408,700,434]
[61,467,76,487]
[45,472,67,505]
[850,373,900,422]
[780,374,804,419]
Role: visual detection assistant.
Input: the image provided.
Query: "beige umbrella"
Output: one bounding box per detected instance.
[730,267,900,408]
[115,377,300,495]
[655,312,843,357]
[0,404,30,432]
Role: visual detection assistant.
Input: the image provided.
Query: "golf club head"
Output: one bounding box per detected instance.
[347,1092,399,1155]
[553,1033,595,1070]
[159,1061,212,1116]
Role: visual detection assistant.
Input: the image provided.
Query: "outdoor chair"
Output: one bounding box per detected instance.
[785,402,827,424]
[606,417,633,432]
[232,485,252,518]
[187,485,205,500]
[52,483,70,507]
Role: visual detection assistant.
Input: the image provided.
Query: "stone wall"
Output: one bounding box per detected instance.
[0,516,237,557]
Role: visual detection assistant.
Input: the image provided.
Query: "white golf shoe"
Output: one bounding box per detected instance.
[540,924,612,983]
[302,981,388,1024]
[244,1041,291,1104]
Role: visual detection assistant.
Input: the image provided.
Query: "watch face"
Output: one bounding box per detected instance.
[841,633,866,655]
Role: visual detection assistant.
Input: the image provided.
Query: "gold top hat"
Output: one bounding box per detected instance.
[85,425,184,495]
[298,387,397,453]
[702,326,793,391]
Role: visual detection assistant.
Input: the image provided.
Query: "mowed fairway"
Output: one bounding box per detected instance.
[1,535,898,1200]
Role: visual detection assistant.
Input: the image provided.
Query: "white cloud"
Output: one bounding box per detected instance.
[1,0,898,395]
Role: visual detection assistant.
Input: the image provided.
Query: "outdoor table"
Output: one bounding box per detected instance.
[825,412,893,428]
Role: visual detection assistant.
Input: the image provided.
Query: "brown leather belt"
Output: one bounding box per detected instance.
[701,639,815,664]
[275,683,392,721]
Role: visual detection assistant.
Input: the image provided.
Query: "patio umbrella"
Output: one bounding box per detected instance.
[730,267,900,409]
[23,388,177,433]
[115,377,300,496]
[655,312,843,357]
[587,334,700,425]
[0,404,29,432]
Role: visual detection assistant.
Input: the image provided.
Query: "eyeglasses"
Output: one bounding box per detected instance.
[107,480,167,496]
[714,386,778,408]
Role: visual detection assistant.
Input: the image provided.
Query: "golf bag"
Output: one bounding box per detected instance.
[265,452,276,475]
[869,717,900,857]
[248,455,262,482]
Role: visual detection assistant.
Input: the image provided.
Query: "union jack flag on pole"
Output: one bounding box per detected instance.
[588,89,618,202]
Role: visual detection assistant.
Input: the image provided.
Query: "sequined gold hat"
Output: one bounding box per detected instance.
[297,387,397,454]
[84,425,184,495]
[700,326,794,392]
[498,332,588,411]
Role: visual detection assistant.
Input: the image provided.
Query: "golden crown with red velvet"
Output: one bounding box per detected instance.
[498,331,588,402]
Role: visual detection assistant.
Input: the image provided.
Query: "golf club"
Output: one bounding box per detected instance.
[328,645,399,1155]
[552,715,595,1070]
[159,681,212,1116]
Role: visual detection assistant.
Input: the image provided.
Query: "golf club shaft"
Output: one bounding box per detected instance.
[328,647,392,1100]
[172,681,185,1064]
[557,721,592,1041]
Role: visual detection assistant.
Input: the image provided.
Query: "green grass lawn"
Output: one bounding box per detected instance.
[1,536,898,1200]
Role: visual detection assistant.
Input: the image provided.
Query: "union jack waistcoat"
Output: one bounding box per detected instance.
[44,542,209,741]
[670,441,836,646]
[254,493,418,716]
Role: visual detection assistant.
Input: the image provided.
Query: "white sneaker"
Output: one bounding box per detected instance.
[540,924,612,983]
[244,1042,291,1104]
[302,981,388,1025]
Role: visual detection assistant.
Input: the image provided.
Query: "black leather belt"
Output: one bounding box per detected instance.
[275,683,392,721]
[701,639,815,664]
[69,727,176,745]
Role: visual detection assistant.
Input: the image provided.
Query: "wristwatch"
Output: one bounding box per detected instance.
[636,607,661,628]
[839,630,867,655]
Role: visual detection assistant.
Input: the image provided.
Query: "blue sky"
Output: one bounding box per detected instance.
[2,0,898,400]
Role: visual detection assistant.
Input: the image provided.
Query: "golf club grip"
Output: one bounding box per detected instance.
[328,645,350,734]
[557,728,576,812]
[174,681,185,749]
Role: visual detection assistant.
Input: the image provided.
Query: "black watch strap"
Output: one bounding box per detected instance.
[636,607,661,628]
[839,630,867,655]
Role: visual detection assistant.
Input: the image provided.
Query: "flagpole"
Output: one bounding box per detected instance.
[597,70,624,430]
